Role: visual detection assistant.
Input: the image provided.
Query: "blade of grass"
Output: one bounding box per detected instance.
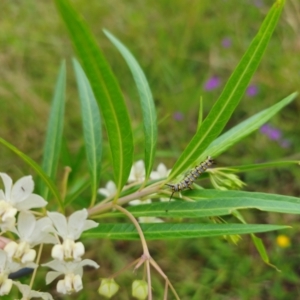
[40,61,66,201]
[104,30,157,183]
[73,59,102,206]
[168,0,285,181]
[54,0,134,198]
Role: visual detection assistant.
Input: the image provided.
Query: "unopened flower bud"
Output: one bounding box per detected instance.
[98,278,119,298]
[132,280,148,300]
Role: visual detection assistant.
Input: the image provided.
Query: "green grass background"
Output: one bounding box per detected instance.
[1,0,300,299]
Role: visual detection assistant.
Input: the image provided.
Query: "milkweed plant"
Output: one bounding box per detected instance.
[0,0,298,299]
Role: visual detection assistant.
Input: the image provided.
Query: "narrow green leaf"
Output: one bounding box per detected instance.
[225,160,300,172]
[197,96,203,131]
[187,189,300,205]
[0,137,63,208]
[73,59,102,205]
[111,194,300,218]
[83,223,288,240]
[202,92,297,159]
[40,61,66,200]
[168,0,285,181]
[232,210,280,271]
[104,30,157,182]
[251,234,280,271]
[54,0,133,197]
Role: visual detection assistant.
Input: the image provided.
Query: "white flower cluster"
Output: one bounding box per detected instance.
[98,161,171,223]
[0,173,99,299]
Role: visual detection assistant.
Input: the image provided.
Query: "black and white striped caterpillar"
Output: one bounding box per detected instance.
[166,156,214,200]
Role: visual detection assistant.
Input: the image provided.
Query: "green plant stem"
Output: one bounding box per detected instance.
[61,166,72,204]
[113,205,152,299]
[30,243,44,288]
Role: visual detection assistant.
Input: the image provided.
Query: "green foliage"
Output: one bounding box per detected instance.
[84,223,288,240]
[40,61,66,201]
[168,0,286,181]
[54,0,134,198]
[104,30,157,182]
[1,0,299,298]
[73,59,102,205]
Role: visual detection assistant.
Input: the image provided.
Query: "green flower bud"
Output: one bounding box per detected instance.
[98,278,119,298]
[132,280,148,300]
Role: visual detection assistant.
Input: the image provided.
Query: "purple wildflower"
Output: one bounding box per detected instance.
[260,123,290,148]
[221,38,231,48]
[260,124,271,135]
[204,76,220,91]
[173,112,184,121]
[260,124,281,141]
[246,84,258,97]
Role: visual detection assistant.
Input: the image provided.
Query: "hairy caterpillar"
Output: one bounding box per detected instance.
[166,156,214,201]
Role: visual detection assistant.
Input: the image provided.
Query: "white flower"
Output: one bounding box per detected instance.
[150,163,170,180]
[128,160,145,183]
[150,163,171,202]
[0,274,12,296]
[51,240,84,262]
[47,209,98,261]
[0,174,47,232]
[13,281,53,300]
[98,181,117,197]
[0,250,27,296]
[43,259,99,295]
[57,273,82,294]
[4,212,55,264]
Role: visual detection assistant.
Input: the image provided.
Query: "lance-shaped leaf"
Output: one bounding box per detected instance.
[83,223,288,240]
[228,160,300,172]
[189,189,300,204]
[110,193,300,218]
[232,210,280,271]
[201,92,297,159]
[73,59,102,206]
[168,0,285,181]
[104,30,157,182]
[40,61,66,201]
[0,137,63,209]
[54,0,133,197]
